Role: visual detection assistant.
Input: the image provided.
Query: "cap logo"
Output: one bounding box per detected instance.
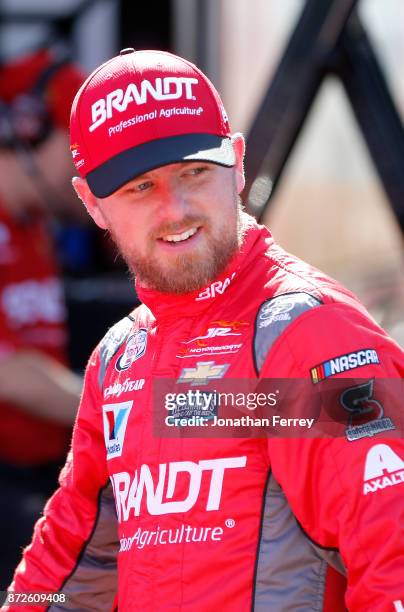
[89,76,199,132]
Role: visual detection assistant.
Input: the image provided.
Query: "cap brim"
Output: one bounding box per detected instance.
[86,133,236,198]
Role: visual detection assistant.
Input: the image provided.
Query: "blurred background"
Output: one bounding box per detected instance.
[1,0,403,371]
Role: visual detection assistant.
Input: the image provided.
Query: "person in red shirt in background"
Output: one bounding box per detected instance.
[0,48,85,588]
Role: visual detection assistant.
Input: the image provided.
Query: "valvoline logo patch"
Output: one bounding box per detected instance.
[102,401,133,459]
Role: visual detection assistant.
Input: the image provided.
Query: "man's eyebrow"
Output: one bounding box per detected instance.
[133,170,155,181]
[121,173,153,187]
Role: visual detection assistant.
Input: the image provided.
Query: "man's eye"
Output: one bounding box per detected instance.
[137,181,152,191]
[187,166,208,176]
[125,180,152,193]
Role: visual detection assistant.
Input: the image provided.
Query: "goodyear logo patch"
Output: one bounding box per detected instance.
[311,349,379,383]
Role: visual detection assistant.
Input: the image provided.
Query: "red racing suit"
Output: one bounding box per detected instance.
[6,215,404,611]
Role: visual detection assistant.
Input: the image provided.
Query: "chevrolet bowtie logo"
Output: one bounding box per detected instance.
[177,361,229,385]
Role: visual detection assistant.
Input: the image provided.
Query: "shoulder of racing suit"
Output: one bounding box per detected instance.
[97,303,154,388]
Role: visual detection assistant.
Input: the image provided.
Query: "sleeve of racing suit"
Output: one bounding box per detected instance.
[3,347,118,612]
[260,302,404,612]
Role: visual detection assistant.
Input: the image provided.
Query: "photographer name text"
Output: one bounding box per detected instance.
[165,414,315,429]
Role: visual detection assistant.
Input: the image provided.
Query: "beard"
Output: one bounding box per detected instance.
[109,198,244,295]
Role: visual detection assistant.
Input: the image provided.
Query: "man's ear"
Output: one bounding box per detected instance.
[72,177,108,230]
[231,132,246,194]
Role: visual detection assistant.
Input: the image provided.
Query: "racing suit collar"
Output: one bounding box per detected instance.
[136,213,273,320]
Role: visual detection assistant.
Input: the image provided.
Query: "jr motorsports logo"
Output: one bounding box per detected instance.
[102,401,133,459]
[115,329,147,371]
[176,321,248,358]
[90,77,199,132]
[340,379,395,441]
[363,444,404,495]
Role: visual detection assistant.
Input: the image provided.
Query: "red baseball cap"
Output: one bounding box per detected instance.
[70,48,235,198]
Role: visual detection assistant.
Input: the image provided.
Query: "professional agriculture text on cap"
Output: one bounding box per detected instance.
[69,48,235,198]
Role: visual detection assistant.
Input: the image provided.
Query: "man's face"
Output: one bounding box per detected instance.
[76,136,245,294]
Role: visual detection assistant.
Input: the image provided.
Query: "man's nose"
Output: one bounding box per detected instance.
[156,182,189,222]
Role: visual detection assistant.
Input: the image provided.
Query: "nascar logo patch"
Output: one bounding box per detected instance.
[311,349,379,383]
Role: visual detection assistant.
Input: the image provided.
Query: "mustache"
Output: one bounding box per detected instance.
[150,215,207,239]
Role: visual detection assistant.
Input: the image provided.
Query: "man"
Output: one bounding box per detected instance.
[4,49,403,611]
[0,48,84,588]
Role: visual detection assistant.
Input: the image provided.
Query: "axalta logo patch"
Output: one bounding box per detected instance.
[195,273,236,301]
[90,77,199,132]
[102,401,133,459]
[110,456,247,521]
[363,444,404,495]
[115,329,147,371]
[311,349,379,383]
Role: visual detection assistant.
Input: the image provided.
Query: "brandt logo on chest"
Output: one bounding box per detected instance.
[111,456,247,520]
[195,273,236,301]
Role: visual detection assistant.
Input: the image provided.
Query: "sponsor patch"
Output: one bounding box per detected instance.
[110,456,247,520]
[177,361,229,385]
[340,379,395,441]
[182,323,244,345]
[311,349,379,383]
[195,273,236,301]
[104,377,145,399]
[363,444,404,495]
[115,328,147,371]
[176,321,248,358]
[102,401,133,459]
[258,298,295,328]
[177,343,242,358]
[119,522,229,552]
[90,76,199,132]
